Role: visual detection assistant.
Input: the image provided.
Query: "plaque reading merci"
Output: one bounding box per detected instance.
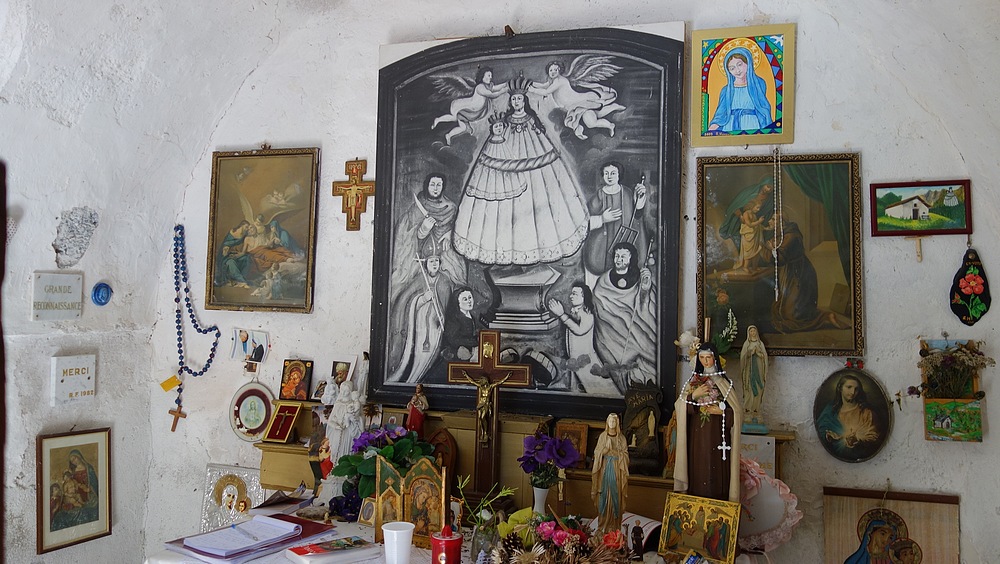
[33,272,83,321]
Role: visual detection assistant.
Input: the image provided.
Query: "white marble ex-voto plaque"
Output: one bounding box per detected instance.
[32,272,83,321]
[51,354,97,406]
[740,433,776,476]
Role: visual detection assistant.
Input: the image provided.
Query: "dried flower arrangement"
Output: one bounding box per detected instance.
[490,510,631,564]
[908,339,995,399]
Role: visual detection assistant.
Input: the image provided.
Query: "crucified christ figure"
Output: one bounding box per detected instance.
[459,370,512,444]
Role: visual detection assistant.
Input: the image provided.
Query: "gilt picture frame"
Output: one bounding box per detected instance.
[658,492,741,564]
[870,179,972,237]
[696,152,864,357]
[370,24,684,420]
[690,24,795,147]
[36,427,111,554]
[205,147,320,313]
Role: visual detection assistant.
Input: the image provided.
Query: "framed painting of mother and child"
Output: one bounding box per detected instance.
[697,152,864,357]
[369,24,684,418]
[36,428,111,554]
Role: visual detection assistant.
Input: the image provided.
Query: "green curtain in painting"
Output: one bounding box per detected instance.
[785,163,851,278]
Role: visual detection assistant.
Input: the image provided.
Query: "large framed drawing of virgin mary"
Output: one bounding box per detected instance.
[370,25,684,419]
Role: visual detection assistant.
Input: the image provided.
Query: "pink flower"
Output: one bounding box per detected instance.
[536,520,556,540]
[552,529,569,546]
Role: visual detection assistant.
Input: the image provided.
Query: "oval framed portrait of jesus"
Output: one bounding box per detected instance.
[813,367,892,463]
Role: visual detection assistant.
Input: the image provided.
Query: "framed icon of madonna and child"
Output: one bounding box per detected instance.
[690,24,795,147]
[368,24,685,419]
[36,428,112,554]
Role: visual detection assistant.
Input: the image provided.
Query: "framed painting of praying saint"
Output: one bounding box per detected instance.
[690,24,795,147]
[369,24,685,419]
[205,147,320,313]
[696,153,864,357]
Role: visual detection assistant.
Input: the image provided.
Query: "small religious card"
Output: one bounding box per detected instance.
[280,359,313,400]
[358,497,376,527]
[33,272,83,321]
[50,354,96,406]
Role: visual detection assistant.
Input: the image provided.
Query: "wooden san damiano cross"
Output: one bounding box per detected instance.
[447,330,530,495]
[332,159,375,231]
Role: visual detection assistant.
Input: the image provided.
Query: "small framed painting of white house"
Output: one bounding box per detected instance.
[870,179,972,237]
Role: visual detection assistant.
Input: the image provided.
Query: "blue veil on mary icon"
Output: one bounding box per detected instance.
[708,45,775,134]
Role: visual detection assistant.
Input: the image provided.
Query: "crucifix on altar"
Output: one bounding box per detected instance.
[332,159,375,231]
[447,330,531,496]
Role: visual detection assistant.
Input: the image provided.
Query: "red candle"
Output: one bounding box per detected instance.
[431,526,463,564]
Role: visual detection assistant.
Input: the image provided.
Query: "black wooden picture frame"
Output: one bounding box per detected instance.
[369,26,684,419]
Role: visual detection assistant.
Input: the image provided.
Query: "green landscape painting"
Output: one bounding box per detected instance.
[871,180,971,237]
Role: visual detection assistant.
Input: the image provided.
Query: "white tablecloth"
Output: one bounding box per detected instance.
[144,521,440,564]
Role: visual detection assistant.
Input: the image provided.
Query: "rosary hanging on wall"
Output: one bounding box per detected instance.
[164,224,222,431]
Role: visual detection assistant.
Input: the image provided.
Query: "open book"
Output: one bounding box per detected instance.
[182,514,303,556]
[165,514,333,564]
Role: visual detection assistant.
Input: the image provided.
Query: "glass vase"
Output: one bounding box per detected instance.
[469,524,499,561]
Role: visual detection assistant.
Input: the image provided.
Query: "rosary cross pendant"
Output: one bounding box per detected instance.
[717,441,731,461]
[168,405,187,432]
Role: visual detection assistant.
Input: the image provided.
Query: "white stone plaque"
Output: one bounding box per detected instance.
[51,354,96,406]
[32,272,83,321]
[740,433,776,476]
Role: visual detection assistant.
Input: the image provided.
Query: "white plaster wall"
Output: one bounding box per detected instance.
[3,0,1000,562]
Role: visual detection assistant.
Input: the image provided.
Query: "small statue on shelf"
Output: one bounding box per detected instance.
[406,383,429,437]
[740,324,769,434]
[631,519,644,560]
[591,412,629,535]
[673,342,742,502]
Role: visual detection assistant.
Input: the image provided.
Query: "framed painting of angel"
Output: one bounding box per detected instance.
[369,24,684,419]
[690,24,795,147]
[205,147,320,313]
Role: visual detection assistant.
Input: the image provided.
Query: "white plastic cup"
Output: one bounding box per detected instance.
[382,521,415,564]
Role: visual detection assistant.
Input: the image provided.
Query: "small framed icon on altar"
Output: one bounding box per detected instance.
[262,402,302,443]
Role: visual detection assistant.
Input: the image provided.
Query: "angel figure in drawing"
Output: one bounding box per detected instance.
[430,67,510,145]
[529,56,626,140]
